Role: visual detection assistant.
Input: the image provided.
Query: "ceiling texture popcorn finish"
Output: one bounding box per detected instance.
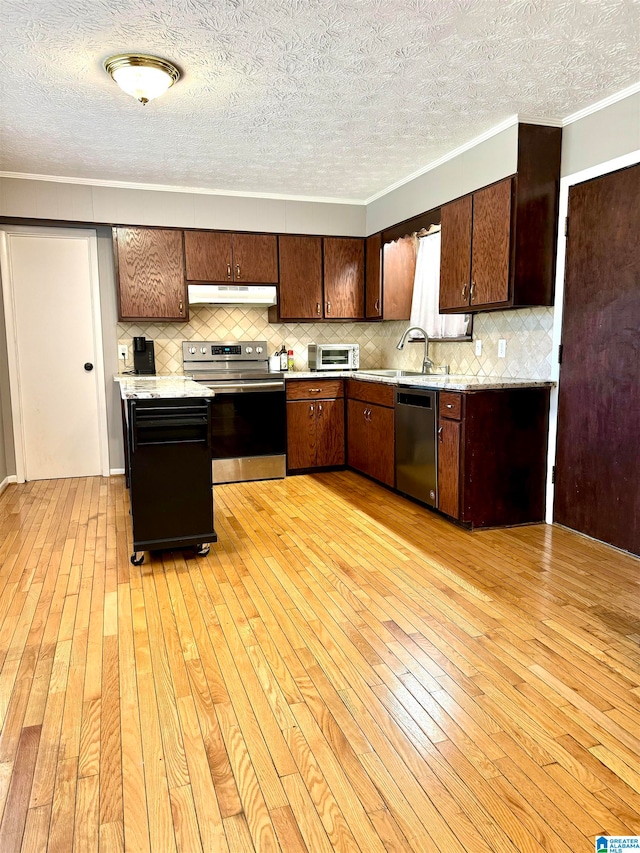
[0,0,638,200]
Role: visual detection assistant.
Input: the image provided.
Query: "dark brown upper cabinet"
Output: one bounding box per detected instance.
[184,230,278,284]
[114,227,188,322]
[323,237,365,319]
[382,235,416,320]
[439,123,562,313]
[365,233,382,319]
[367,231,419,321]
[277,235,323,320]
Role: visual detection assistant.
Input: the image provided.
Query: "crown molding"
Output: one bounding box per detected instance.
[2,83,638,208]
[363,115,519,205]
[562,80,640,126]
[0,171,366,206]
[518,114,564,127]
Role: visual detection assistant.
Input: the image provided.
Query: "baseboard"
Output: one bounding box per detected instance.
[110,468,125,476]
[0,475,18,495]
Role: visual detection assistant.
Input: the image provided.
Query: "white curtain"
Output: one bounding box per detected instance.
[409,230,470,339]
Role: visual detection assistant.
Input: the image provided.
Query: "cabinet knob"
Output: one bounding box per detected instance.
[326,301,331,314]
[227,263,232,279]
[446,403,453,408]
[470,280,476,302]
[309,405,315,416]
[316,302,321,315]
[438,426,443,441]
[318,404,323,417]
[179,300,184,315]
[236,263,241,279]
[461,283,467,301]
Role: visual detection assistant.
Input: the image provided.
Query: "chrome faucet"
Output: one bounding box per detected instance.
[396,326,435,374]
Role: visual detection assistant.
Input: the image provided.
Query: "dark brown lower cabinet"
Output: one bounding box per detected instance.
[437,388,550,528]
[286,381,345,471]
[437,418,461,518]
[346,380,395,487]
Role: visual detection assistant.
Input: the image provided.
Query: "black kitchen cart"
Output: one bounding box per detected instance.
[124,395,217,565]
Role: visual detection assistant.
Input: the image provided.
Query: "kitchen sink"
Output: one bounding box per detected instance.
[358,369,424,378]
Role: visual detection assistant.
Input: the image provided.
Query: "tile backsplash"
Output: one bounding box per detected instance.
[118,305,554,380]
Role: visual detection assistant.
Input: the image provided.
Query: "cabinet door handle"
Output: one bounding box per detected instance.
[227,263,232,279]
[308,388,322,393]
[438,426,443,442]
[326,301,331,314]
[470,280,476,302]
[446,403,453,409]
[316,302,321,315]
[461,283,467,301]
[318,404,323,417]
[179,300,184,315]
[309,405,315,416]
[236,263,241,279]
[374,299,380,312]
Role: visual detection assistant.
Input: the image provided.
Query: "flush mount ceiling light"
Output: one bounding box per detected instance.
[104,53,180,104]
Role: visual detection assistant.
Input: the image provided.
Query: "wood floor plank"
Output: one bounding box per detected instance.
[0,471,638,852]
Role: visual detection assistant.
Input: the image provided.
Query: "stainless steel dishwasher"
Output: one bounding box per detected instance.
[395,387,438,507]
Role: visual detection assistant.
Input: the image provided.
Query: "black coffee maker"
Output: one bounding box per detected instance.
[133,337,156,375]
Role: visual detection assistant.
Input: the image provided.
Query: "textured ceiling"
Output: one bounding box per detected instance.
[0,0,638,200]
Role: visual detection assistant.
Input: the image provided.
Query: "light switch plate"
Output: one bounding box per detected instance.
[118,344,128,361]
[475,339,482,356]
[498,339,507,358]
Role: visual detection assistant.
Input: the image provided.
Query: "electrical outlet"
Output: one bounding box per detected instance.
[475,339,482,356]
[118,344,128,361]
[498,339,507,358]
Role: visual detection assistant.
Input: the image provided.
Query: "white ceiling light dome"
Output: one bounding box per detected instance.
[104,53,180,104]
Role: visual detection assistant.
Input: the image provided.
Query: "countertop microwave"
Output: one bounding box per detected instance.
[307,343,359,371]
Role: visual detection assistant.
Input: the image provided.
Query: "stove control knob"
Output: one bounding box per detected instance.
[245,346,253,353]
[255,346,263,354]
[200,347,207,354]
[188,347,197,354]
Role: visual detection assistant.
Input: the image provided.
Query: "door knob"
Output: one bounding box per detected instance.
[84,363,94,372]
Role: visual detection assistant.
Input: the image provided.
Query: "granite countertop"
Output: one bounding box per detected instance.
[286,370,554,391]
[115,375,215,400]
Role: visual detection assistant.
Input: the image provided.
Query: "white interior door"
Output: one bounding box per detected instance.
[1,227,109,481]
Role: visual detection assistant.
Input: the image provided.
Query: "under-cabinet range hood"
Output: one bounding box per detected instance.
[187,284,277,306]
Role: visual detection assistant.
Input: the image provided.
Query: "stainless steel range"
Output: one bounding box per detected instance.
[182,340,286,484]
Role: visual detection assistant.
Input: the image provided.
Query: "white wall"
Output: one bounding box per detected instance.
[0,179,367,237]
[366,123,519,235]
[561,92,640,177]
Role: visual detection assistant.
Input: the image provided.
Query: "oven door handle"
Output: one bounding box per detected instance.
[204,381,285,393]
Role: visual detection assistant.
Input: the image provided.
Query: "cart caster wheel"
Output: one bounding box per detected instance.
[131,552,145,566]
[194,544,210,557]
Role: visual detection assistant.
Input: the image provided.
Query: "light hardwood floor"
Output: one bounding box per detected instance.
[0,471,639,852]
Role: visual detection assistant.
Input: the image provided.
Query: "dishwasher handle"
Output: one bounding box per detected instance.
[396,391,436,408]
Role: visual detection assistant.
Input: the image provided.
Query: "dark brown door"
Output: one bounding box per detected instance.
[279,236,323,319]
[383,236,416,321]
[316,400,345,467]
[439,195,472,312]
[116,227,187,321]
[287,401,317,469]
[184,230,233,282]
[324,238,365,319]
[554,163,640,555]
[438,418,461,519]
[365,233,382,319]
[232,233,278,283]
[347,399,368,474]
[471,178,512,308]
[368,404,395,487]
